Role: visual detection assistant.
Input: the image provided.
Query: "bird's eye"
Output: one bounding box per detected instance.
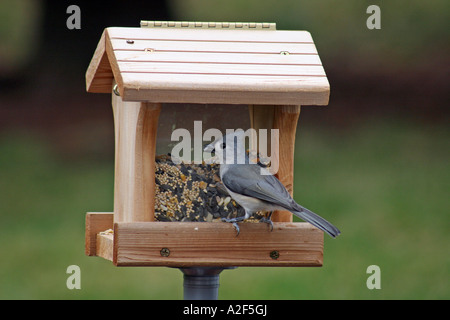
[220,143,226,149]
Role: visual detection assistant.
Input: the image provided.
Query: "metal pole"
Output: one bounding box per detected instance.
[179,267,236,300]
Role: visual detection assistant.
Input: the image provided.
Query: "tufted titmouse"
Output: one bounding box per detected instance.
[203,130,340,238]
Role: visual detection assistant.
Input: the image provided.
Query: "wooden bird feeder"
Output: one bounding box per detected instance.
[85,21,330,268]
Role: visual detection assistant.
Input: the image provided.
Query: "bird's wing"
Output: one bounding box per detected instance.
[221,164,296,210]
[222,163,341,238]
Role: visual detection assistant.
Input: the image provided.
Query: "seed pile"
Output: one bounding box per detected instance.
[154,154,266,222]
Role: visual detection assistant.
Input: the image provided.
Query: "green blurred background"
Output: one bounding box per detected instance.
[0,0,448,299]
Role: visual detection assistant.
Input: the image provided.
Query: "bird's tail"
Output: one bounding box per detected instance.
[292,205,341,238]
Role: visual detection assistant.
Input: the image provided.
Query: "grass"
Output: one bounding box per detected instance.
[0,121,448,299]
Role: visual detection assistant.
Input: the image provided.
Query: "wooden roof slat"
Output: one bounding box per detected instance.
[117,61,326,77]
[110,38,318,54]
[114,50,323,65]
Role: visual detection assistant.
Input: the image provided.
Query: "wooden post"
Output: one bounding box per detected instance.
[248,105,274,154]
[111,84,161,222]
[249,105,301,222]
[272,105,301,222]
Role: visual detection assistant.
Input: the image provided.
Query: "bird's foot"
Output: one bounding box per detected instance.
[259,211,274,232]
[259,217,274,232]
[221,216,246,236]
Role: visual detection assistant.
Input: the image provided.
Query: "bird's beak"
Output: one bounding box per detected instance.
[203,143,215,154]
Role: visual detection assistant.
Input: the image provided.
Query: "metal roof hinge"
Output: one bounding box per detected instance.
[140,21,276,30]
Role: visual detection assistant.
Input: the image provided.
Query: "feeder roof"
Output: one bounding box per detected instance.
[86,25,330,105]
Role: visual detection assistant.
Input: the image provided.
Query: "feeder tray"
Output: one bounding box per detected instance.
[85,21,329,267]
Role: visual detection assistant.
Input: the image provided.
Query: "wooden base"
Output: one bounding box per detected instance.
[86,212,323,267]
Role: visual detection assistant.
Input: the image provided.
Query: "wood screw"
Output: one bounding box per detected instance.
[270,250,279,260]
[160,248,170,257]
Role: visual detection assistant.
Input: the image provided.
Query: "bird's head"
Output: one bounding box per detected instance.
[203,130,247,164]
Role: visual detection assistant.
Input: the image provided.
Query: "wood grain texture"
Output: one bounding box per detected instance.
[86,213,324,267]
[114,50,323,65]
[112,89,161,222]
[248,105,301,222]
[85,30,113,93]
[112,221,323,267]
[272,105,301,222]
[85,212,114,256]
[117,61,325,76]
[86,27,330,105]
[120,74,329,105]
[97,233,114,262]
[110,38,319,54]
[248,104,275,158]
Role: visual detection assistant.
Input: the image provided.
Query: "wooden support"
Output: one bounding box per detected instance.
[272,105,301,222]
[249,105,301,222]
[112,86,161,222]
[248,105,274,156]
[85,212,114,256]
[87,213,323,267]
[97,233,114,262]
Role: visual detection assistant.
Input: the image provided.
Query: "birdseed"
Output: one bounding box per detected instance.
[154,154,267,222]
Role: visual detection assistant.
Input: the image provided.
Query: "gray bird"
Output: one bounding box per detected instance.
[204,130,340,238]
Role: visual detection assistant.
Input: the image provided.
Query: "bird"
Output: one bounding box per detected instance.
[203,130,340,238]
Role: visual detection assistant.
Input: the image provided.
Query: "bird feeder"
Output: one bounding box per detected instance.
[85,21,330,269]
